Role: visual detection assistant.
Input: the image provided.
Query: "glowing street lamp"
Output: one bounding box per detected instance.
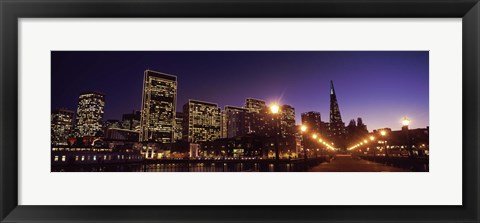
[379,129,388,157]
[402,117,413,158]
[380,130,386,136]
[299,124,308,170]
[269,103,281,171]
[370,136,375,141]
[270,103,280,114]
[311,134,318,158]
[402,117,411,126]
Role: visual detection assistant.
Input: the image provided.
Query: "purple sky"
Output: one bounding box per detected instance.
[51,51,429,131]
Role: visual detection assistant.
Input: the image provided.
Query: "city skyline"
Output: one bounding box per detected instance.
[52,51,429,131]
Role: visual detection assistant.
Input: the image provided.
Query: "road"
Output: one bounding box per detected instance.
[309,154,408,172]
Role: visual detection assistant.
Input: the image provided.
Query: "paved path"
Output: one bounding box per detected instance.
[309,155,408,172]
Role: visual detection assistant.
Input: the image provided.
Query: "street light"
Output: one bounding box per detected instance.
[269,103,281,171]
[402,117,411,126]
[270,103,280,114]
[311,134,318,158]
[380,130,386,136]
[319,139,324,158]
[402,117,413,158]
[300,125,308,170]
[379,130,388,157]
[370,136,375,141]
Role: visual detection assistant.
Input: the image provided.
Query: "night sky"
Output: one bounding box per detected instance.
[51,51,429,131]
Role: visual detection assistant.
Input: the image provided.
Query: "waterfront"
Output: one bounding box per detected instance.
[54,163,288,172]
[51,155,425,172]
[51,157,327,172]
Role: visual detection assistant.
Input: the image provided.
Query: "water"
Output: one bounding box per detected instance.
[52,162,299,172]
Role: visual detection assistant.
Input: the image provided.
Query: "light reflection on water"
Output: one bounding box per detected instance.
[53,162,297,172]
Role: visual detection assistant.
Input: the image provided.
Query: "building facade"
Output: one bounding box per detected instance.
[244,98,268,135]
[328,80,346,148]
[75,91,105,137]
[105,128,140,141]
[122,110,141,131]
[51,108,75,145]
[183,100,222,142]
[245,98,266,113]
[199,135,298,159]
[280,104,296,137]
[224,106,248,138]
[301,111,322,134]
[103,119,121,134]
[174,112,184,142]
[140,70,177,143]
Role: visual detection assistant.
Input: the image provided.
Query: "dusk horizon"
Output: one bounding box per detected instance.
[52,51,429,131]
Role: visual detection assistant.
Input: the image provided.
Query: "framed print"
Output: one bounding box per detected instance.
[1,0,479,222]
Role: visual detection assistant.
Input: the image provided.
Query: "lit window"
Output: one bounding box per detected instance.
[81,156,85,161]
[54,156,59,162]
[61,156,66,162]
[75,156,79,161]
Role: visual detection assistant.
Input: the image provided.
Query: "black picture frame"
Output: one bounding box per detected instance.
[1,0,479,222]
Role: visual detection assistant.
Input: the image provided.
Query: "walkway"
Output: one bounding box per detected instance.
[309,154,408,172]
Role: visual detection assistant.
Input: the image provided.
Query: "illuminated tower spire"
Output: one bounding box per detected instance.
[330,80,342,123]
[329,80,346,149]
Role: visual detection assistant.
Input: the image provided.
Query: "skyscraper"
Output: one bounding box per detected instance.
[244,98,268,135]
[301,111,322,134]
[328,80,346,148]
[183,100,221,142]
[140,70,177,143]
[51,108,75,145]
[224,106,248,138]
[280,104,296,137]
[174,112,184,142]
[221,110,228,138]
[245,98,266,113]
[75,91,105,137]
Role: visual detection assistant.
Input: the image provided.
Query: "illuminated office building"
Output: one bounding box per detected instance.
[224,106,248,138]
[75,91,105,137]
[245,98,266,113]
[140,70,177,143]
[174,112,184,142]
[104,119,121,131]
[244,98,268,135]
[122,110,141,131]
[51,108,75,145]
[301,111,323,134]
[221,110,228,138]
[183,100,221,142]
[280,104,296,137]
